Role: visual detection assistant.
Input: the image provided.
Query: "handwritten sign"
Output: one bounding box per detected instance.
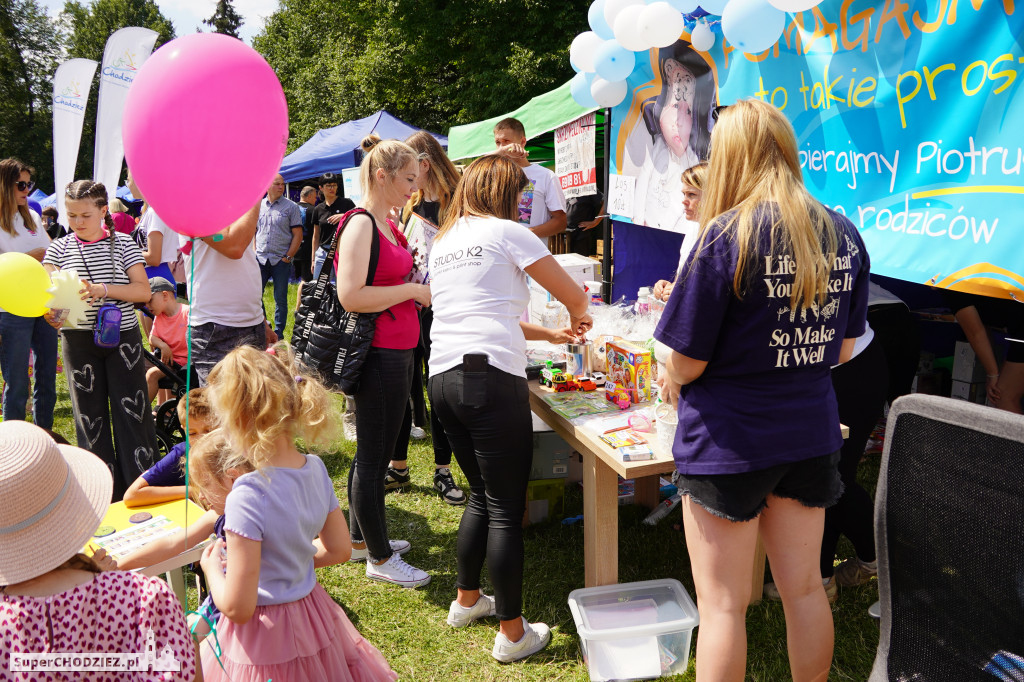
[608,174,636,220]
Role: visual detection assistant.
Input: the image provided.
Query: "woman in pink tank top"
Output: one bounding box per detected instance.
[334,134,433,589]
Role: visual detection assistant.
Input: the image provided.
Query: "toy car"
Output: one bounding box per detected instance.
[552,373,570,391]
[604,381,632,409]
[590,371,606,387]
[576,376,597,391]
[540,363,564,388]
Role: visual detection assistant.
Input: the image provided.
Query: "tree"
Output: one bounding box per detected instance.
[252,0,589,157]
[0,0,63,192]
[204,0,242,39]
[61,0,175,182]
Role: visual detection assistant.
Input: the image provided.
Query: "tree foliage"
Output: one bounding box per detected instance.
[61,0,175,182]
[203,0,242,39]
[0,0,63,191]
[253,0,590,154]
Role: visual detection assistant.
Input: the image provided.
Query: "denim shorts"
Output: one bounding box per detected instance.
[678,450,844,523]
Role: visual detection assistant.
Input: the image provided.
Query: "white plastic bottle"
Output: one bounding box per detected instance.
[635,287,651,315]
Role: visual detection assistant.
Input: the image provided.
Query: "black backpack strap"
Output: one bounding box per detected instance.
[326,207,380,287]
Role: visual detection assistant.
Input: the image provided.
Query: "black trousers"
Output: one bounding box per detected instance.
[62,327,159,501]
[820,337,889,576]
[348,347,414,561]
[429,363,533,621]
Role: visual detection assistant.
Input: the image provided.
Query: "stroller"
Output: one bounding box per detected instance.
[144,347,200,457]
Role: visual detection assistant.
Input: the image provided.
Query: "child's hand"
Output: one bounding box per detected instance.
[91,548,119,571]
[200,538,227,575]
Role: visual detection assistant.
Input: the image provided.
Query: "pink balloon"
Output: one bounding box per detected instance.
[122,33,288,238]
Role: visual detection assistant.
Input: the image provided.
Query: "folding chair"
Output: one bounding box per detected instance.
[871,394,1024,681]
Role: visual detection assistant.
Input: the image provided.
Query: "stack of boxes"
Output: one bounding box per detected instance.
[951,341,989,404]
[529,253,601,325]
[526,432,571,525]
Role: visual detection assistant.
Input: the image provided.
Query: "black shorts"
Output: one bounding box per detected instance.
[677,450,844,522]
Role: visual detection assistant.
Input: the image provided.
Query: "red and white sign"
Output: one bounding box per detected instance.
[555,113,597,199]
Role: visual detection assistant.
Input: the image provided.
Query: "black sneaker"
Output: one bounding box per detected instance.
[384,466,410,491]
[433,467,467,505]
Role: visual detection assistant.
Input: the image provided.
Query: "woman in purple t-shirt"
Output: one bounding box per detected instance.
[654,99,869,682]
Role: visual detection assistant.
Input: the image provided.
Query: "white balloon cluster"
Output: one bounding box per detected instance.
[570,0,685,108]
[569,0,826,108]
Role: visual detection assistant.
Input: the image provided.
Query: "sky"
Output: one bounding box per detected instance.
[38,0,278,44]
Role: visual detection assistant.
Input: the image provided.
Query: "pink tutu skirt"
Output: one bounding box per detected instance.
[200,583,397,682]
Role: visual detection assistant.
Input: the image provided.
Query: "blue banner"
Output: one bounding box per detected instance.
[610,0,1024,298]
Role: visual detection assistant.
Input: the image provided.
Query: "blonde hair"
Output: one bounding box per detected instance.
[680,162,708,192]
[437,155,527,240]
[401,131,461,225]
[695,99,837,310]
[65,180,116,233]
[176,387,212,429]
[108,198,129,214]
[0,158,36,237]
[358,134,419,202]
[186,428,253,506]
[206,344,337,471]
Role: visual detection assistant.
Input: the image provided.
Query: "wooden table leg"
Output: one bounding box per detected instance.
[749,533,766,605]
[634,474,661,510]
[166,568,188,608]
[583,449,620,587]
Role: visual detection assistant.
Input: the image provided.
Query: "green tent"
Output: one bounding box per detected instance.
[446,80,600,164]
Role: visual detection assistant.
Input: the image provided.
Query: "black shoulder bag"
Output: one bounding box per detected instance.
[291,208,382,394]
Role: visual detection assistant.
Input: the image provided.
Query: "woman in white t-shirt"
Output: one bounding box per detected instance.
[428,155,592,663]
[0,158,58,428]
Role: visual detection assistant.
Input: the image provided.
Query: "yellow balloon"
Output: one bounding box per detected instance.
[0,252,53,317]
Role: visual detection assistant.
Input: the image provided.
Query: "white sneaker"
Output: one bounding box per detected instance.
[447,593,497,627]
[492,618,551,662]
[349,539,411,563]
[410,425,427,439]
[366,553,431,588]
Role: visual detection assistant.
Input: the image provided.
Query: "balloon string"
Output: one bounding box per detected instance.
[182,237,195,610]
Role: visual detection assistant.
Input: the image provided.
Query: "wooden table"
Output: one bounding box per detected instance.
[86,498,210,607]
[529,383,848,603]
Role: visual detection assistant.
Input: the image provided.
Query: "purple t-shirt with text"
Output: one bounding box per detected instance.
[654,205,869,475]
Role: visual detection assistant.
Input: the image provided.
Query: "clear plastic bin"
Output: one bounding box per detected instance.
[568,578,699,681]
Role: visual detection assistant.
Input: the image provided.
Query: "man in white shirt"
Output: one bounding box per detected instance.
[493,117,567,240]
[185,203,275,385]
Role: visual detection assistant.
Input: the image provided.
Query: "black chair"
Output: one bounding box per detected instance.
[871,394,1024,681]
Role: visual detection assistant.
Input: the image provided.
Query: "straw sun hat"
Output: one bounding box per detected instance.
[0,421,112,585]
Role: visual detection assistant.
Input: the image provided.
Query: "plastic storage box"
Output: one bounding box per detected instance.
[568,578,698,681]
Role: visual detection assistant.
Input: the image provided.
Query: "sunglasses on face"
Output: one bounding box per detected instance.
[16,181,34,192]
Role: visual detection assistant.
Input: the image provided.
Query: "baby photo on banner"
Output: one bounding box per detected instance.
[613,41,716,233]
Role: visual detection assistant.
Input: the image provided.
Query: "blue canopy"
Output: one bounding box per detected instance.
[279,110,448,183]
[28,189,48,203]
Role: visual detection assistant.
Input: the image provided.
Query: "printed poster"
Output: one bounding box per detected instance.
[555,112,598,198]
[404,212,439,284]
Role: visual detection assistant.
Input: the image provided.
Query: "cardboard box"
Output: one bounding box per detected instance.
[527,254,600,324]
[606,340,653,403]
[554,252,601,284]
[531,432,571,480]
[951,379,987,404]
[953,341,987,383]
[525,479,565,525]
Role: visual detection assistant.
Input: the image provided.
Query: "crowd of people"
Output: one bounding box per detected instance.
[0,102,1020,680]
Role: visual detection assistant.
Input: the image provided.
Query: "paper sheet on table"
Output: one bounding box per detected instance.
[607,174,636,221]
[584,598,661,680]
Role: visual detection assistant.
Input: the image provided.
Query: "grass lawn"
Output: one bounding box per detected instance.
[33,282,882,680]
